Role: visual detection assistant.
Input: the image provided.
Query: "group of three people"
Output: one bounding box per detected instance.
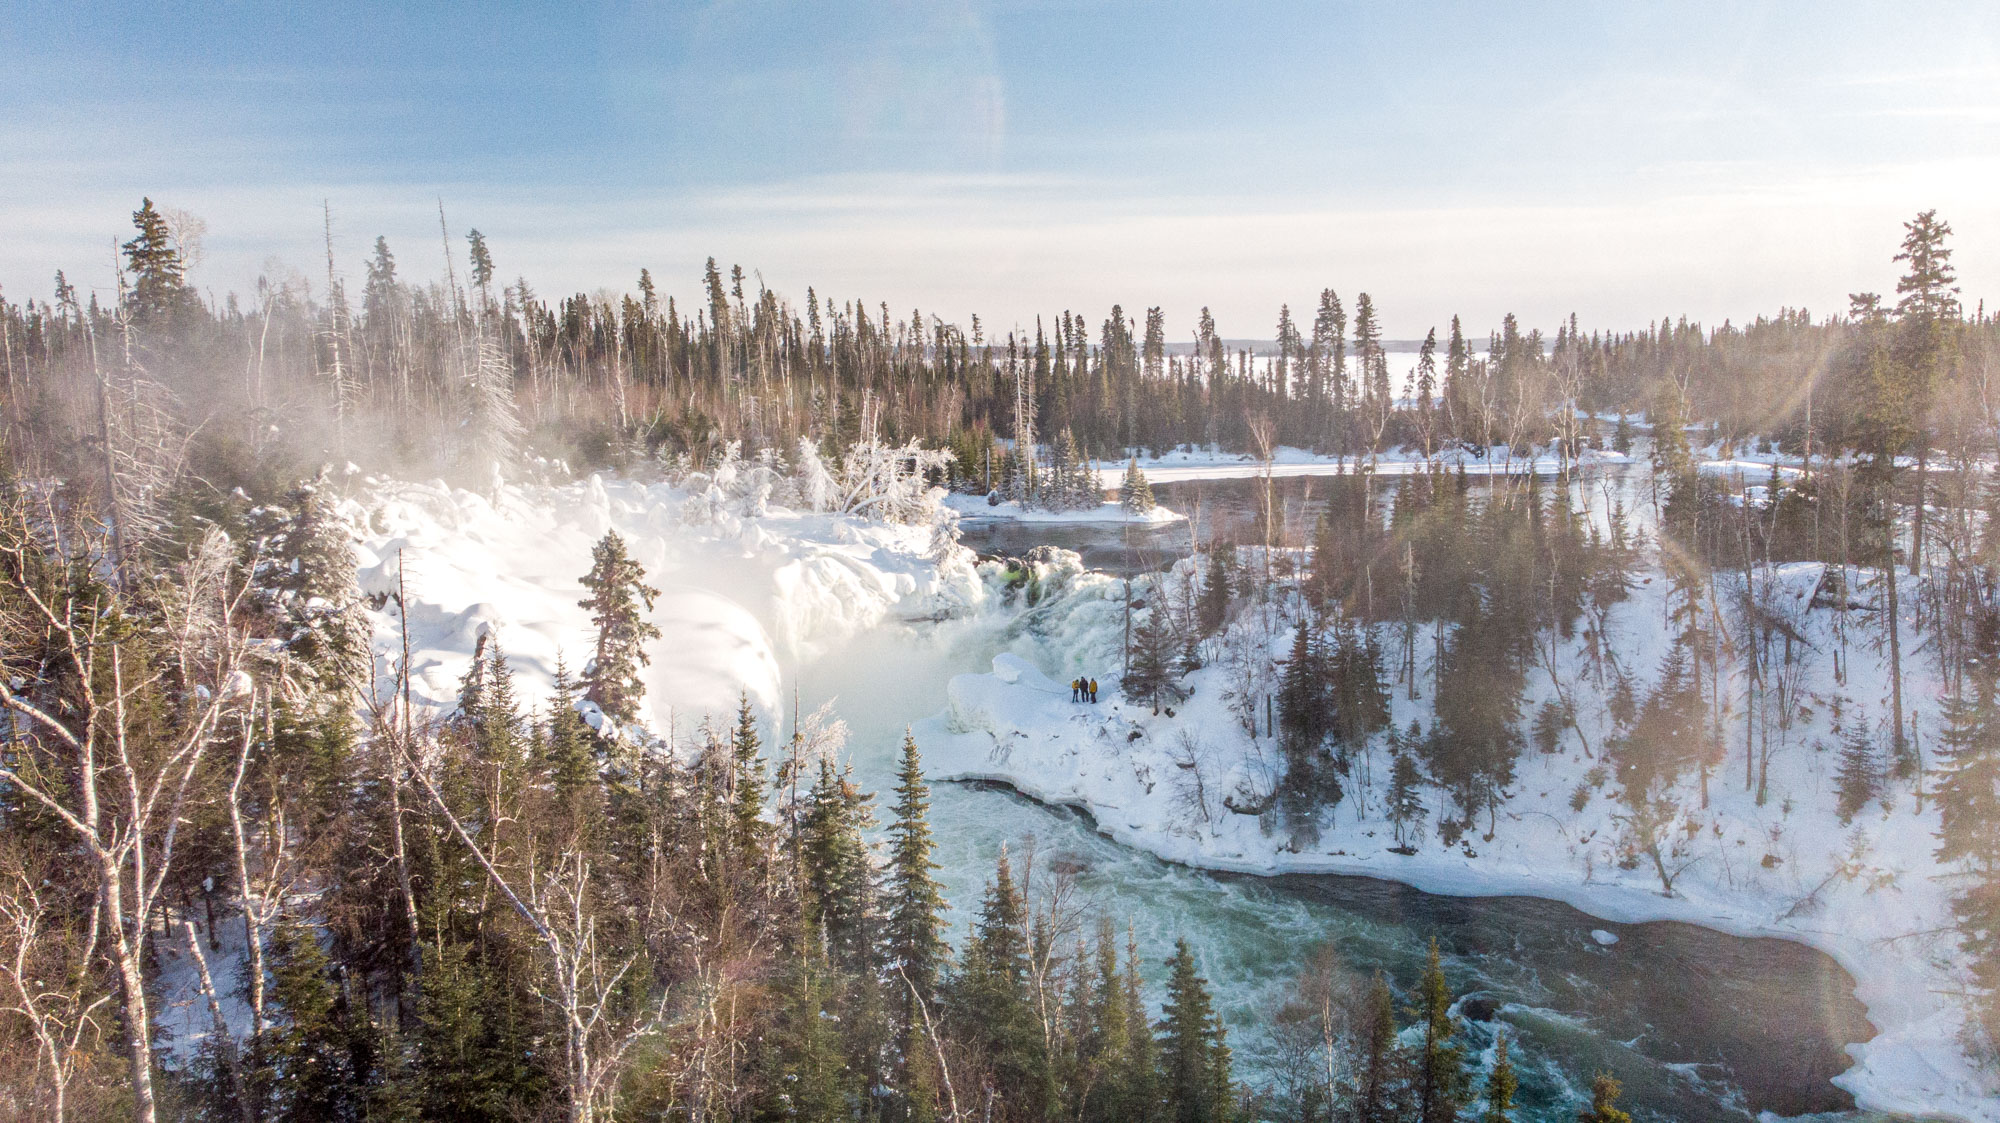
[1070,675,1099,703]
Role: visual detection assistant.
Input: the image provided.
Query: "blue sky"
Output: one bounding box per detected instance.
[4,1,1997,338]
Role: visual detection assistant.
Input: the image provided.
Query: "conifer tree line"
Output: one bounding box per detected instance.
[8,200,1998,510]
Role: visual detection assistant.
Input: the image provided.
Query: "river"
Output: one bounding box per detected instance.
[789,472,1903,1122]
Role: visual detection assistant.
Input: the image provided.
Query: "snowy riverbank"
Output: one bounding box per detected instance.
[916,550,1999,1123]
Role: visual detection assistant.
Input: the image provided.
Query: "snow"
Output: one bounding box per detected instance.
[349,474,985,732]
[917,548,2000,1122]
[1590,929,1620,946]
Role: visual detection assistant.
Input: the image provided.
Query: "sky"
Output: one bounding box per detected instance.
[3,0,1998,340]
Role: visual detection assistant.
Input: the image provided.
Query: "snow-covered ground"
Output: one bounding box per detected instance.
[917,549,1999,1122]
[347,473,986,731]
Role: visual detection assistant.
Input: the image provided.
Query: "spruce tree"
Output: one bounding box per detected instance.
[1351,973,1408,1123]
[1120,925,1164,1123]
[1388,749,1427,851]
[1835,723,1882,824]
[1575,1074,1631,1123]
[1329,619,1391,763]
[801,757,877,975]
[1126,601,1178,714]
[577,530,662,727]
[760,917,853,1123]
[1277,619,1337,809]
[951,850,1043,1119]
[1157,938,1231,1123]
[1197,546,1232,636]
[1411,938,1469,1123]
[730,693,771,869]
[887,731,948,1015]
[121,196,191,329]
[1122,456,1156,515]
[1079,919,1133,1123]
[1481,1030,1517,1123]
[540,655,596,794]
[416,939,543,1121]
[265,919,370,1121]
[249,476,370,694]
[466,229,496,308]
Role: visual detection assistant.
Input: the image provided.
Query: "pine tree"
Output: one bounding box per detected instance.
[1351,973,1408,1123]
[1125,600,1178,714]
[801,757,876,975]
[730,693,772,869]
[1157,938,1231,1123]
[760,917,853,1123]
[1277,619,1336,809]
[1122,457,1156,515]
[122,197,191,329]
[951,850,1044,1119]
[1411,939,1469,1123]
[249,476,371,694]
[577,530,662,727]
[540,655,596,794]
[1197,546,1233,636]
[1575,1074,1631,1123]
[466,229,496,308]
[1481,1030,1516,1123]
[1120,926,1164,1123]
[887,732,948,1017]
[1835,722,1881,824]
[264,919,370,1121]
[1388,749,1427,851]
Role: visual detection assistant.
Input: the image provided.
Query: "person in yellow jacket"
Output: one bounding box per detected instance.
[1070,677,1081,702]
[1088,677,1099,703]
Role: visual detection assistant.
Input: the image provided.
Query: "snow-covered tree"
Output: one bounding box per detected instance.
[578,530,661,727]
[247,475,369,693]
[1120,456,1154,516]
[463,329,524,479]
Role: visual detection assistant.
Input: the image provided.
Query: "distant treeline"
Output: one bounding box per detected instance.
[6,200,1998,508]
